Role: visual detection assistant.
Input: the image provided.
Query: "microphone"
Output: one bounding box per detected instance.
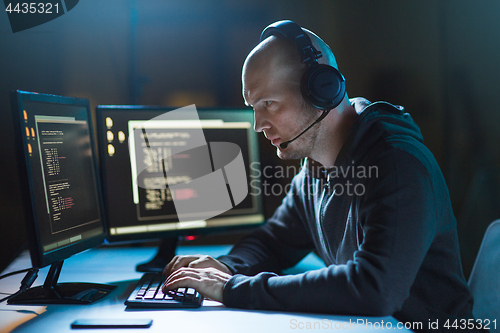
[279,109,332,149]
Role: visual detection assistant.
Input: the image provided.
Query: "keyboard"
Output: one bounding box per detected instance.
[125,273,203,308]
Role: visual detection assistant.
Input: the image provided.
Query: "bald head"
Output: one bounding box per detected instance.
[242,28,339,106]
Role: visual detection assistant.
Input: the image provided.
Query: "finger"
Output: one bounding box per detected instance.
[187,256,232,275]
[163,270,212,301]
[163,276,202,293]
[164,267,228,302]
[164,255,186,276]
[163,268,201,291]
[163,255,199,276]
[170,255,202,274]
[164,267,198,285]
[163,267,222,291]
[163,255,179,276]
[164,267,229,290]
[187,256,211,269]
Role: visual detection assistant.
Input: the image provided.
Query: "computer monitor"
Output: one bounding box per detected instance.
[8,90,115,304]
[96,105,265,272]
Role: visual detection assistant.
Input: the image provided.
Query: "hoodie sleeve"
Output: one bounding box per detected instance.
[222,144,439,316]
[217,172,315,276]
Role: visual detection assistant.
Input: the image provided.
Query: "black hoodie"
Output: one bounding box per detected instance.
[218,101,475,329]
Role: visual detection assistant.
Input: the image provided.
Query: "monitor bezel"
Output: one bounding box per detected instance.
[11,90,107,269]
[95,105,264,244]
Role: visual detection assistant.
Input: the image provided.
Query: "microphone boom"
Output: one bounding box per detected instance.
[279,109,332,149]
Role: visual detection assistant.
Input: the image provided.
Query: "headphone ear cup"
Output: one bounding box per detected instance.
[301,64,346,110]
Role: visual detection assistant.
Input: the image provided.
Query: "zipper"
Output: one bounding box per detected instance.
[316,172,333,264]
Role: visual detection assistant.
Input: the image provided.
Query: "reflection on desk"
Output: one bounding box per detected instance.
[0,245,412,332]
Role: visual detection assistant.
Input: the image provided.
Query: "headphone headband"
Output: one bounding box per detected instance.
[260,20,322,65]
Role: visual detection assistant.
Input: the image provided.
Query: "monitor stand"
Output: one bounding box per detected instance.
[7,260,116,305]
[136,236,181,273]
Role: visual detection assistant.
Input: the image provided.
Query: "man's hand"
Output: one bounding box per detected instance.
[161,267,231,303]
[162,255,233,302]
[163,254,232,277]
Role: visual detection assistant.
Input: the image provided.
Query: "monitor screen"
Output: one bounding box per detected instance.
[96,105,265,244]
[11,91,106,268]
[9,90,114,304]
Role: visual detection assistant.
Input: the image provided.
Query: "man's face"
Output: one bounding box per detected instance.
[242,63,320,160]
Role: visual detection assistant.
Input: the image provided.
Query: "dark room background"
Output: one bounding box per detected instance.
[1,0,499,278]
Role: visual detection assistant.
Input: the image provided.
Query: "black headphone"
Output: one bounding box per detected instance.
[260,20,346,111]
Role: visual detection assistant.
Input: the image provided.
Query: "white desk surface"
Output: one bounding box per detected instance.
[0,245,411,332]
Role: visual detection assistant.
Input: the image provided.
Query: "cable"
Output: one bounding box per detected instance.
[0,268,32,281]
[19,269,39,291]
[0,290,23,303]
[0,268,38,303]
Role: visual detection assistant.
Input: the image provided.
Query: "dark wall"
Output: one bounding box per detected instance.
[1,1,499,276]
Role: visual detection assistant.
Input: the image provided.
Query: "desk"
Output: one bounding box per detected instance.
[0,246,411,332]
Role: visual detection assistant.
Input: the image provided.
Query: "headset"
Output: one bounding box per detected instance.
[260,20,346,111]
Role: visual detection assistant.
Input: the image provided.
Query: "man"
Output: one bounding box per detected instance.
[162,21,475,327]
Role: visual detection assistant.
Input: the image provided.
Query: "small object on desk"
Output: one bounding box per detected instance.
[71,319,153,329]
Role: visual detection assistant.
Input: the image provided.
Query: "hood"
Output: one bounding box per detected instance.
[335,101,423,166]
[304,101,424,178]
